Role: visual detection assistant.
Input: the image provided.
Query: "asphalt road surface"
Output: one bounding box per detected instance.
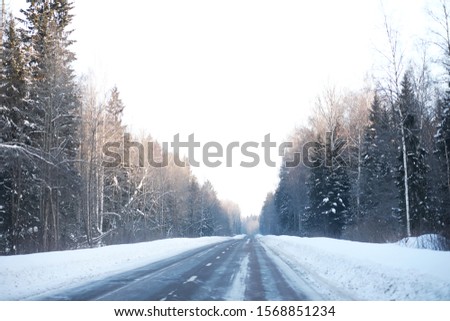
[40,237,322,301]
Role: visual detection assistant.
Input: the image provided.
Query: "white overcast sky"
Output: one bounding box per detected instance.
[10,0,432,217]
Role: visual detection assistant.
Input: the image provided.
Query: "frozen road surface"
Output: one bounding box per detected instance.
[38,237,323,301]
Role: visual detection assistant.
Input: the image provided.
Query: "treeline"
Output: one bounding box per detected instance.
[0,1,240,255]
[260,7,450,243]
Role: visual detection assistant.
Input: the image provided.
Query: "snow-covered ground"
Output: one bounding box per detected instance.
[397,234,449,251]
[258,235,450,300]
[0,236,241,300]
[2,234,449,301]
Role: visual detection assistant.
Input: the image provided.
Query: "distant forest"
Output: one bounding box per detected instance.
[259,4,450,245]
[0,1,241,255]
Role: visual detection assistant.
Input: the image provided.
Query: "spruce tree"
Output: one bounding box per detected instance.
[360,94,399,241]
[0,14,29,143]
[396,73,429,236]
[0,14,40,254]
[259,192,278,235]
[435,85,450,237]
[306,130,350,238]
[20,0,80,251]
[274,164,296,235]
[306,137,328,236]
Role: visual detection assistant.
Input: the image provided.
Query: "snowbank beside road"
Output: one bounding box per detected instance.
[397,234,449,251]
[258,235,450,300]
[0,236,241,300]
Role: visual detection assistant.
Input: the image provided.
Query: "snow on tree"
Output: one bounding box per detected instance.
[18,0,81,251]
[395,73,429,237]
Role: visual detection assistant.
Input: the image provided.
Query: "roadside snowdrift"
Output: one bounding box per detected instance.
[397,234,449,251]
[258,235,450,300]
[0,236,239,300]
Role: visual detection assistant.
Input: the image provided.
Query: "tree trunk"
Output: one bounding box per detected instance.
[445,142,450,199]
[400,119,411,238]
[357,131,362,217]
